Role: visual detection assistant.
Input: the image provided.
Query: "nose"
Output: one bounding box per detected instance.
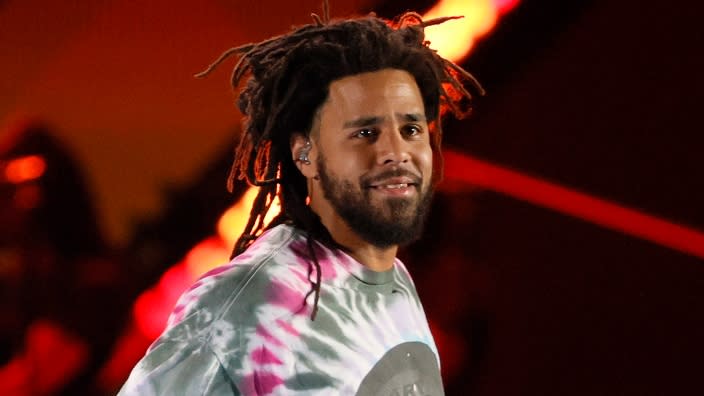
[375,128,411,166]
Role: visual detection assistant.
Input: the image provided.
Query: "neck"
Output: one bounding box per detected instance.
[310,199,398,272]
[333,228,398,272]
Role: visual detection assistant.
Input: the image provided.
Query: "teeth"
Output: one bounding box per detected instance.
[382,184,408,189]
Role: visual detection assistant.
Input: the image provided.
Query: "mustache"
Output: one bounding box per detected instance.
[362,168,422,186]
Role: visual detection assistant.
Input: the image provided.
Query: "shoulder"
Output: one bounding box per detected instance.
[392,257,416,286]
[161,225,314,341]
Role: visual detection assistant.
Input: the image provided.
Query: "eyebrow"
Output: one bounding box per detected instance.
[342,113,426,128]
[402,113,426,122]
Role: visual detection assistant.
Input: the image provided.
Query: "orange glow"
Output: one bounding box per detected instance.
[217,187,281,248]
[423,0,499,62]
[184,236,229,279]
[443,150,704,260]
[4,155,46,184]
[422,0,521,62]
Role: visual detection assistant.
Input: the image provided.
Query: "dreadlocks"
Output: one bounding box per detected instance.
[196,1,484,319]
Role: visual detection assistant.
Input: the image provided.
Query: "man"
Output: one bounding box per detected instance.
[119,4,482,395]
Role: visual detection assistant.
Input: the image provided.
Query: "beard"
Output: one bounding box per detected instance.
[316,154,433,249]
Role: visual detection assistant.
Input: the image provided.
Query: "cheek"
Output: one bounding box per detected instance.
[419,145,434,177]
[328,147,373,177]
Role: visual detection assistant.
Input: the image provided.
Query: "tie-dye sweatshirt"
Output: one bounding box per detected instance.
[119,224,444,395]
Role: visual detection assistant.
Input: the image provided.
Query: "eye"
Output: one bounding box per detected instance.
[401,124,423,137]
[354,128,378,139]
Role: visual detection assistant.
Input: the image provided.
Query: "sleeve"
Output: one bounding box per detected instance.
[117,266,246,396]
[118,240,286,395]
[117,340,240,396]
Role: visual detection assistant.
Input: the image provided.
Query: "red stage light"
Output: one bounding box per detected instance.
[443,150,704,259]
[3,155,46,184]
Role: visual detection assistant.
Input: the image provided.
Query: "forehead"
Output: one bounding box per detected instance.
[321,69,425,121]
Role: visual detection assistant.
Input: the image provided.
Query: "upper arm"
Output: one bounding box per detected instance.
[118,341,240,396]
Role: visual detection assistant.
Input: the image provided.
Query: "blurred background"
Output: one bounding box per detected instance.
[1,0,703,394]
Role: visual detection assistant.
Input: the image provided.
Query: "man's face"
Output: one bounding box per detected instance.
[302,69,434,248]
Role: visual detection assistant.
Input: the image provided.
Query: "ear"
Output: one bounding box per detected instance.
[290,133,317,178]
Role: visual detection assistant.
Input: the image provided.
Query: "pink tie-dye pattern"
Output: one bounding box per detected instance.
[290,265,310,285]
[266,278,313,318]
[256,325,284,347]
[251,346,284,365]
[240,371,284,395]
[167,285,204,326]
[169,304,186,325]
[289,239,339,282]
[275,318,299,337]
[267,279,307,313]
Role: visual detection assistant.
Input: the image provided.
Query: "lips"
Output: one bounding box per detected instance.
[364,169,423,195]
[367,176,418,189]
[378,183,409,189]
